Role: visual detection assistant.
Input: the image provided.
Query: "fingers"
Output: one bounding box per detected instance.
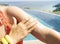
[20,18,38,33]
[6,6,32,22]
[24,18,36,31]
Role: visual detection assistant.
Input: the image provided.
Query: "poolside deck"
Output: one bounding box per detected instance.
[23,40,45,44]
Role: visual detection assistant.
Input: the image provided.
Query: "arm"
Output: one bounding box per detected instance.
[7,6,60,44]
[31,22,60,44]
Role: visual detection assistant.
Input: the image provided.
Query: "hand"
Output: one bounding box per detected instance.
[8,16,37,43]
[6,6,60,44]
[9,21,36,43]
[0,6,37,43]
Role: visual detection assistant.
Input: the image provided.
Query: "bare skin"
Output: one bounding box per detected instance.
[0,6,60,44]
[0,6,37,43]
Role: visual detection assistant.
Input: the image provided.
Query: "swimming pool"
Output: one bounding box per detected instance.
[24,10,60,40]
